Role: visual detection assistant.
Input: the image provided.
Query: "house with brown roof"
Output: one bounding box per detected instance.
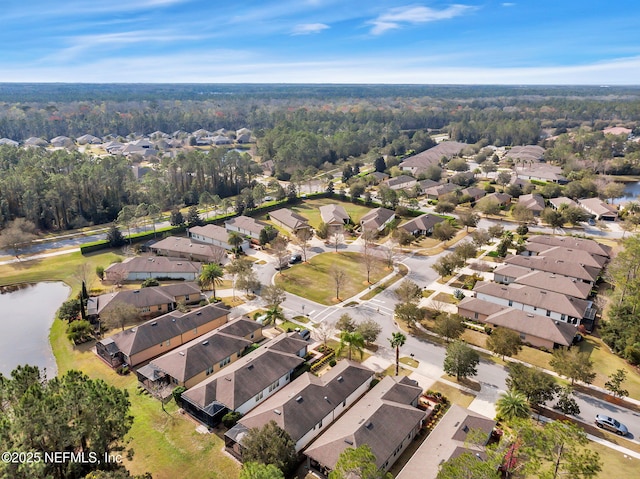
[104,256,202,282]
[269,208,311,235]
[457,297,578,349]
[493,265,593,300]
[483,192,512,207]
[137,317,263,390]
[399,214,445,236]
[472,281,594,326]
[423,183,459,200]
[578,197,619,221]
[504,254,600,285]
[87,282,203,319]
[225,215,268,240]
[224,360,374,457]
[399,141,468,176]
[505,145,545,163]
[549,196,579,210]
[526,235,611,258]
[397,405,496,479]
[461,186,486,202]
[515,163,567,184]
[304,375,425,476]
[319,204,350,233]
[189,224,250,251]
[517,193,546,215]
[360,207,396,233]
[521,244,607,269]
[383,175,417,191]
[180,332,307,427]
[150,236,228,262]
[366,171,389,184]
[95,303,229,368]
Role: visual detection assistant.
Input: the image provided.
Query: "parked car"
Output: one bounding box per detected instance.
[289,253,302,264]
[587,218,596,226]
[595,414,628,436]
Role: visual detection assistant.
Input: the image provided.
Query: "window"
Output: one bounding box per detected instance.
[164,339,171,347]
[250,333,254,339]
[342,400,346,407]
[561,314,566,321]
[474,312,479,320]
[508,300,513,307]
[192,327,198,335]
[206,366,214,376]
[520,333,526,340]
[255,391,264,402]
[268,379,279,392]
[219,357,231,368]
[546,310,551,317]
[141,307,151,313]
[317,420,322,429]
[185,295,190,301]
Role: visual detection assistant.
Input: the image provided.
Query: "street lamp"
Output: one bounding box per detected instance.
[302,304,305,316]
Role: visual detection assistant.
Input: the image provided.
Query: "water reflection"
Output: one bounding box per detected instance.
[0,282,70,378]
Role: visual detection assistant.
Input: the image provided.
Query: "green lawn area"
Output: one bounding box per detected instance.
[275,252,389,305]
[288,198,374,228]
[593,441,639,479]
[429,381,476,407]
[359,264,408,301]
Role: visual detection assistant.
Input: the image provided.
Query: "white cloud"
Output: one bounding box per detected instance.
[292,23,330,35]
[369,4,475,35]
[501,2,516,7]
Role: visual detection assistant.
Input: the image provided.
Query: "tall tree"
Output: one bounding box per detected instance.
[271,236,289,272]
[506,363,558,408]
[330,265,347,300]
[293,227,313,263]
[443,340,479,381]
[240,462,284,479]
[261,284,286,309]
[433,313,465,343]
[388,332,406,376]
[393,279,422,304]
[0,218,39,256]
[394,302,422,329]
[486,327,522,360]
[329,444,392,479]
[458,211,479,232]
[242,421,297,476]
[199,263,225,300]
[604,369,629,398]
[549,348,596,385]
[356,318,382,344]
[432,221,457,245]
[101,301,139,332]
[336,331,365,360]
[336,313,356,333]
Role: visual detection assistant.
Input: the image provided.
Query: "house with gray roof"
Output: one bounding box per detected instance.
[138,317,263,390]
[504,254,600,285]
[493,266,593,300]
[76,134,102,145]
[549,196,579,210]
[225,360,374,457]
[397,405,496,479]
[578,197,619,221]
[150,236,227,263]
[457,297,578,349]
[269,208,310,235]
[382,175,417,191]
[181,332,307,427]
[360,207,395,233]
[517,193,546,215]
[225,215,268,240]
[423,183,459,200]
[319,204,350,233]
[104,256,202,282]
[189,224,250,251]
[0,138,18,147]
[304,375,425,476]
[399,141,468,176]
[95,303,229,368]
[527,234,611,258]
[521,244,607,269]
[400,214,445,236]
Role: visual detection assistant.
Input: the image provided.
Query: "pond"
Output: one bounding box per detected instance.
[0,282,70,378]
[613,181,640,204]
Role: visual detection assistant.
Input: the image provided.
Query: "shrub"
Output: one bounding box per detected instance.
[453,289,465,300]
[222,411,243,428]
[95,266,105,279]
[172,386,186,405]
[329,359,337,367]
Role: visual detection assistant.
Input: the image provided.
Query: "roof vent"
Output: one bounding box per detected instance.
[527,314,534,317]
[133,290,140,294]
[179,352,185,356]
[274,409,281,415]
[177,262,182,265]
[463,425,469,433]
[337,376,343,382]
[248,364,254,370]
[555,321,559,325]
[541,291,547,294]
[344,439,354,445]
[296,396,303,403]
[196,312,202,316]
[151,322,158,326]
[202,340,209,345]
[365,422,373,429]
[324,396,330,402]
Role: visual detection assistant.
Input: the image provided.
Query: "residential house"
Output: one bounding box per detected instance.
[269,208,311,235]
[189,224,250,251]
[493,265,592,300]
[399,214,445,236]
[515,163,567,183]
[181,332,307,427]
[504,254,600,285]
[212,135,232,145]
[483,192,512,207]
[87,282,203,319]
[366,171,389,184]
[103,256,202,282]
[225,360,374,457]
[397,405,496,479]
[460,186,486,202]
[549,196,579,210]
[304,376,426,477]
[472,281,594,325]
[149,236,227,263]
[517,193,546,215]
[24,137,48,147]
[383,175,417,191]
[360,207,396,233]
[520,244,607,269]
[423,183,459,201]
[319,204,350,233]
[95,303,229,368]
[604,126,632,137]
[578,198,619,221]
[0,138,18,147]
[417,179,439,193]
[527,234,611,258]
[236,128,252,143]
[399,141,468,176]
[75,134,102,145]
[457,297,578,348]
[225,215,268,241]
[138,317,263,390]
[505,145,545,163]
[50,136,74,148]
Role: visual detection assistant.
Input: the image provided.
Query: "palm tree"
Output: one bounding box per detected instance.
[496,389,531,423]
[388,332,407,376]
[199,263,225,300]
[263,305,285,326]
[336,331,365,361]
[228,232,244,251]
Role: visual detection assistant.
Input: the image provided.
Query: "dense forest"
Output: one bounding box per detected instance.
[1,83,640,231]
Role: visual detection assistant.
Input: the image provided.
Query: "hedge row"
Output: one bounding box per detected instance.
[311,349,336,372]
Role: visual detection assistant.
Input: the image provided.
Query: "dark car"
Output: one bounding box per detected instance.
[289,253,302,264]
[595,414,628,436]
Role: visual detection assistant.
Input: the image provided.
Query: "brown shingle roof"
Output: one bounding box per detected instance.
[105,256,202,276]
[269,208,309,231]
[527,235,611,258]
[150,236,226,260]
[504,254,600,283]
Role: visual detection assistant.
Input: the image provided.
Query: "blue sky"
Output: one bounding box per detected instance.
[2,0,639,84]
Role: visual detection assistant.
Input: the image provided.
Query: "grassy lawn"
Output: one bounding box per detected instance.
[383,365,412,377]
[432,292,458,304]
[286,198,374,228]
[593,441,639,478]
[275,252,388,305]
[579,336,640,399]
[326,339,371,363]
[429,380,476,407]
[359,264,408,300]
[399,356,419,368]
